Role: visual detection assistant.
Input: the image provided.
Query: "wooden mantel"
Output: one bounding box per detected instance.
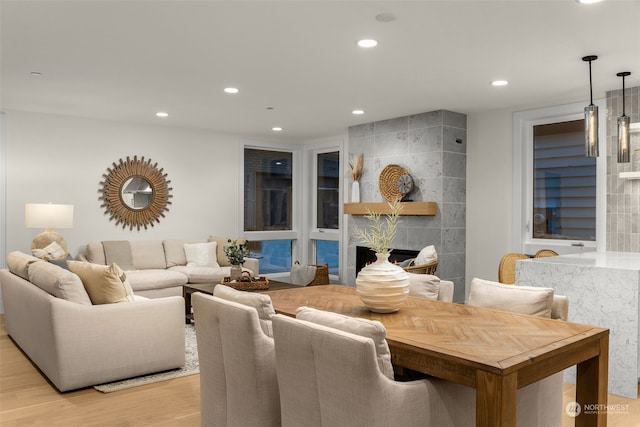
[344,202,437,216]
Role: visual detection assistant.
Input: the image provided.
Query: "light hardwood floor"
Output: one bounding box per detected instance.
[1,315,638,426]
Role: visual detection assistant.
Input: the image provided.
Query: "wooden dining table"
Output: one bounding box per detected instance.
[265,285,609,427]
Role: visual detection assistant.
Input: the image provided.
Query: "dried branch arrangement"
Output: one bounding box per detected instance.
[349,153,363,182]
[353,198,403,254]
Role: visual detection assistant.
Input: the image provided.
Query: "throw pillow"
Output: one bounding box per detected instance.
[32,241,67,260]
[407,272,440,300]
[184,242,219,268]
[295,306,394,380]
[415,245,438,266]
[467,277,554,318]
[67,261,135,305]
[214,284,275,336]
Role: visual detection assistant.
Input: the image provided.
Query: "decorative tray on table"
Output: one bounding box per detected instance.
[221,272,270,291]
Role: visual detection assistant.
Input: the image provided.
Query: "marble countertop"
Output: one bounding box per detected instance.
[520,251,640,270]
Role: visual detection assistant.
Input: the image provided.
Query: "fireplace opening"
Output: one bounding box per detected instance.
[355,246,419,275]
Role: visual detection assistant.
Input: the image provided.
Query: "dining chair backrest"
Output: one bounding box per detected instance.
[498,252,530,284]
[534,249,559,258]
[272,314,460,427]
[193,293,280,427]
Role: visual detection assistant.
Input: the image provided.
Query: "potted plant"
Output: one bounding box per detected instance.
[353,199,409,313]
[224,239,250,280]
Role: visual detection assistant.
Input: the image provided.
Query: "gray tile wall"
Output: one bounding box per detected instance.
[606,85,640,252]
[347,110,467,302]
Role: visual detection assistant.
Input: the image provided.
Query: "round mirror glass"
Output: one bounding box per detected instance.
[121,176,153,210]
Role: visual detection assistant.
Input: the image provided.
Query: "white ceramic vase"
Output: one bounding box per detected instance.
[356,252,409,313]
[351,181,360,203]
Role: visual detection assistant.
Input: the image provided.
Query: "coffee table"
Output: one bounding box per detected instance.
[183,280,299,323]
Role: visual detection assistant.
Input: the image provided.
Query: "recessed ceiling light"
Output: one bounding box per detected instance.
[491,80,509,87]
[272,127,283,132]
[576,0,603,4]
[375,13,396,23]
[352,109,365,115]
[224,87,239,94]
[156,112,169,118]
[357,39,378,48]
[30,71,42,76]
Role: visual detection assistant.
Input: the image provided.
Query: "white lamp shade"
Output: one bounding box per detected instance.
[25,203,74,229]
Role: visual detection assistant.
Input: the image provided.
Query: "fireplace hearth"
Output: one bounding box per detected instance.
[355,246,419,275]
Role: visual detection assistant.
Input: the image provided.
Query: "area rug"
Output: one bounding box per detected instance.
[94,324,199,393]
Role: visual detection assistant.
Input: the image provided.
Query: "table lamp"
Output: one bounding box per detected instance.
[25,203,74,257]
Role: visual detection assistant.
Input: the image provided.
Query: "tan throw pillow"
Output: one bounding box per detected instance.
[184,242,219,267]
[32,241,67,260]
[467,277,554,318]
[296,306,394,380]
[208,236,247,267]
[68,261,134,305]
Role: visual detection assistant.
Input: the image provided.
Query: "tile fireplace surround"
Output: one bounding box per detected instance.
[346,110,467,302]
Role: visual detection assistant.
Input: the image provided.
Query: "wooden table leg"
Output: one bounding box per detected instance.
[183,287,193,324]
[476,371,517,427]
[575,334,609,427]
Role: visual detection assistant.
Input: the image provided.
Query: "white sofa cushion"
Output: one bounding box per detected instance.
[7,251,41,280]
[468,278,554,318]
[295,306,394,380]
[68,261,134,305]
[85,243,106,265]
[415,245,438,265]
[163,239,200,267]
[28,260,92,305]
[124,269,188,291]
[130,241,167,269]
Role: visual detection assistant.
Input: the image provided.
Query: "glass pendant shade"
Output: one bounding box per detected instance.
[616,71,631,163]
[582,55,599,158]
[585,104,599,157]
[618,115,630,163]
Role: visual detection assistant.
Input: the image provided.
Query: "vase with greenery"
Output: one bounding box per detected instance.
[224,239,250,280]
[353,199,409,313]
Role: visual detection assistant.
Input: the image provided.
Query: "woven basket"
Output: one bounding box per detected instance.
[308,263,329,286]
[403,258,438,275]
[378,164,407,202]
[222,272,270,291]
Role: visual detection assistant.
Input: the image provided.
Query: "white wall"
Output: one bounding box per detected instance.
[466,108,514,290]
[4,110,243,258]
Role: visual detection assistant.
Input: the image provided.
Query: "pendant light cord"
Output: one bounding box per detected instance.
[589,60,594,105]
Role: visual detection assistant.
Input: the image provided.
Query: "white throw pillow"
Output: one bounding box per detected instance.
[467,277,554,318]
[296,306,394,380]
[407,272,440,300]
[184,242,219,268]
[415,245,438,265]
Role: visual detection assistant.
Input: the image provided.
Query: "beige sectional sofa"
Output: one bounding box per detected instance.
[81,238,259,298]
[0,251,186,392]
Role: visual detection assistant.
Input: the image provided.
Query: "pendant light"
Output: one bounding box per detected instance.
[616,71,631,163]
[582,55,599,157]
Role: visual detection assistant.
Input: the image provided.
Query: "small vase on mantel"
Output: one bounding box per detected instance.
[230,264,242,281]
[356,252,409,313]
[351,181,360,203]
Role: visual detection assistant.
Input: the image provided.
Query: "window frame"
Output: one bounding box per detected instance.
[512,100,606,254]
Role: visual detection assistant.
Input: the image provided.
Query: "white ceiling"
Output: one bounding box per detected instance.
[2,0,639,142]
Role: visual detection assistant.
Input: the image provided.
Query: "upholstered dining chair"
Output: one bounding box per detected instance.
[466,277,569,427]
[497,252,530,284]
[534,249,559,258]
[192,293,280,427]
[406,272,454,302]
[272,313,477,427]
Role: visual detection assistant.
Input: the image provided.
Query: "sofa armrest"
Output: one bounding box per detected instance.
[244,257,259,276]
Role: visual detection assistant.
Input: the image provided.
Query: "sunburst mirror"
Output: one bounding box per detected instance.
[99,156,173,230]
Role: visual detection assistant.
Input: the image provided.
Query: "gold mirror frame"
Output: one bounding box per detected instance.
[99,156,173,230]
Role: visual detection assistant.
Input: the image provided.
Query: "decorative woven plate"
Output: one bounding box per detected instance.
[378,164,407,202]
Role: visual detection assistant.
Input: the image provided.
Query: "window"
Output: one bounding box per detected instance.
[532,120,596,241]
[513,101,606,254]
[313,151,340,277]
[243,147,297,275]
